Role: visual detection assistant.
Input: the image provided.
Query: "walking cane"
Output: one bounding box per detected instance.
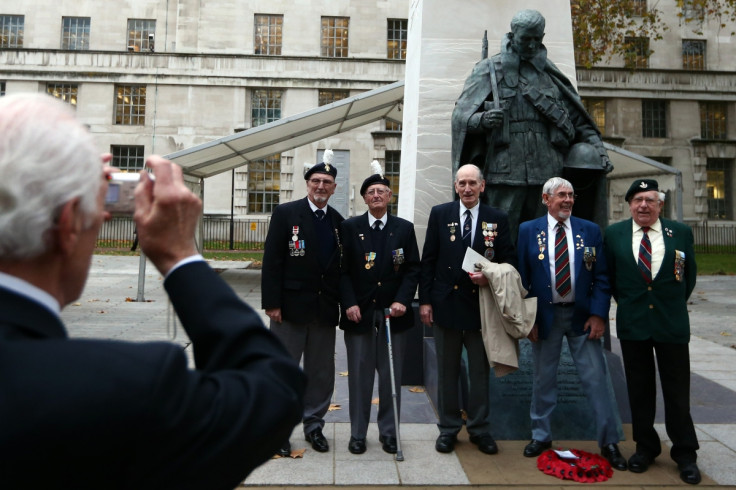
[384,308,404,461]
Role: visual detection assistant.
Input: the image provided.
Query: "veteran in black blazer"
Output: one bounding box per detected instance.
[339,171,420,455]
[261,159,344,454]
[419,164,516,455]
[604,179,701,485]
[0,96,304,490]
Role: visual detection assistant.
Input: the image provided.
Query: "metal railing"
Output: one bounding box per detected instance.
[97,215,270,251]
[692,222,736,254]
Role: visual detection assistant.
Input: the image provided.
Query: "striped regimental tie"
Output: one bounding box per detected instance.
[638,226,653,283]
[554,222,571,298]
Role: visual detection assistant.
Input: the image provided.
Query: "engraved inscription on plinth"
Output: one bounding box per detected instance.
[488,340,624,441]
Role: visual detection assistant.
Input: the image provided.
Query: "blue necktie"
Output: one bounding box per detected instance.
[314,209,325,221]
[462,210,472,247]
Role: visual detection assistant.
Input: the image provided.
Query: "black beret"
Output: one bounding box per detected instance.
[625,179,659,202]
[360,174,391,196]
[304,161,337,181]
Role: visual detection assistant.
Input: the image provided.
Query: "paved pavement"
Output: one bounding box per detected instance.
[61,255,736,488]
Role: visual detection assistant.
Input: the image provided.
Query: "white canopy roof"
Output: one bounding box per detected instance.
[165,81,405,179]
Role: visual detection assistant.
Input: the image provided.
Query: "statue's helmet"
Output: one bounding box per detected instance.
[565,142,603,171]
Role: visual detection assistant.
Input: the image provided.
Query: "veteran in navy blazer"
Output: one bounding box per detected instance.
[419,164,515,455]
[0,94,304,490]
[339,170,420,455]
[262,157,345,454]
[517,177,625,470]
[604,179,700,485]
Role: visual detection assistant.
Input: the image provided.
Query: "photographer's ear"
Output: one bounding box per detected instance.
[54,198,83,256]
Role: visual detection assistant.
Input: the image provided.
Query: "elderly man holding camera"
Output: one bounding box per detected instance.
[0,93,305,489]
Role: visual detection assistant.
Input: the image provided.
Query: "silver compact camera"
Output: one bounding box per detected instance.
[105,173,139,214]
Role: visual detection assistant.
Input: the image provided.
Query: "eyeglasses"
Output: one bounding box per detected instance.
[308,178,335,186]
[553,192,577,200]
[365,188,389,196]
[631,197,659,206]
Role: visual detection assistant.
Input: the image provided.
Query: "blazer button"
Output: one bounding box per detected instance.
[472,289,476,293]
[453,285,459,290]
[377,282,382,286]
[373,299,377,303]
[647,286,652,291]
[649,304,654,309]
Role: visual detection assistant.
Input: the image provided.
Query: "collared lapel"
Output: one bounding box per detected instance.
[383,215,400,274]
[448,201,465,254]
[0,287,67,340]
[571,217,585,281]
[298,198,319,257]
[656,218,674,282]
[355,213,378,276]
[535,216,552,284]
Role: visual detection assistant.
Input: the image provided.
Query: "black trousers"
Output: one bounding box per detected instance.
[619,338,699,464]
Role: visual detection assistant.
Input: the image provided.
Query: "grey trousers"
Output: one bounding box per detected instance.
[344,311,407,440]
[270,318,336,435]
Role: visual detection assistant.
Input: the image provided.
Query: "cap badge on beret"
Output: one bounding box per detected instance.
[640,182,648,189]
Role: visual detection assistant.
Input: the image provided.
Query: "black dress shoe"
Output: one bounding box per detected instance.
[601,443,627,471]
[469,433,498,455]
[379,435,397,454]
[435,433,457,453]
[305,428,329,452]
[523,439,552,457]
[277,441,291,457]
[348,436,366,454]
[678,462,702,485]
[628,452,654,473]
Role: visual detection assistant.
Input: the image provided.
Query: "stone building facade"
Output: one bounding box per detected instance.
[1,0,734,223]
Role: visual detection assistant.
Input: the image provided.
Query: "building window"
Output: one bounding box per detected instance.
[385,151,401,215]
[700,102,728,140]
[254,14,282,55]
[0,15,23,48]
[114,85,146,125]
[387,19,407,60]
[642,100,667,138]
[318,89,349,106]
[248,154,280,214]
[385,119,402,131]
[111,145,145,171]
[706,159,731,220]
[631,0,647,16]
[682,40,705,70]
[127,19,155,52]
[624,37,649,69]
[0,81,5,96]
[681,0,705,24]
[582,98,606,135]
[61,17,90,50]
[47,83,78,107]
[251,89,282,127]
[321,16,349,58]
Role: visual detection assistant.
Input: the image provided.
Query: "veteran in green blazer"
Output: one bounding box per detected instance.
[604,179,701,485]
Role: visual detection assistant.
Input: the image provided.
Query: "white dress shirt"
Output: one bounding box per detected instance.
[632,219,664,278]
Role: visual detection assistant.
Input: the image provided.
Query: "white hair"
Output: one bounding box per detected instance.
[0,93,102,260]
[658,191,665,202]
[542,177,574,196]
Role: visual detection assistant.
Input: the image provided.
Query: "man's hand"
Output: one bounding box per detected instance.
[468,271,489,287]
[419,304,433,326]
[480,109,504,130]
[527,324,539,342]
[389,302,406,317]
[265,308,282,323]
[346,305,361,323]
[584,315,606,340]
[134,155,202,276]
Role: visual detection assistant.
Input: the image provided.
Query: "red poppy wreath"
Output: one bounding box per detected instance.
[537,448,613,483]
